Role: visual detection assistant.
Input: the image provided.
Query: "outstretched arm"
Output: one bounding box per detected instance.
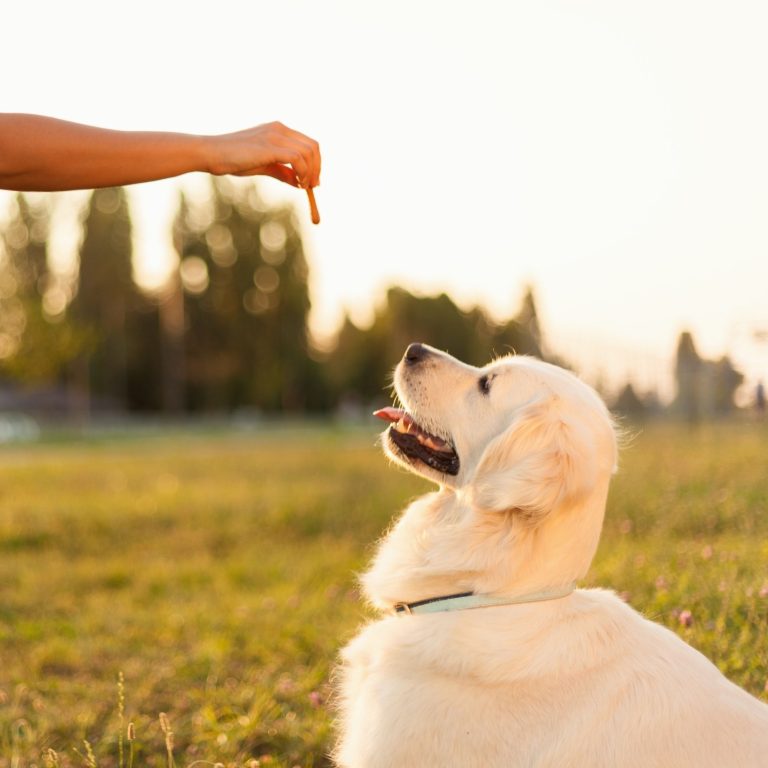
[0,114,321,192]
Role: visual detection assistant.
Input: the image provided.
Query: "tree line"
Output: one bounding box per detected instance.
[0,183,546,417]
[615,330,745,423]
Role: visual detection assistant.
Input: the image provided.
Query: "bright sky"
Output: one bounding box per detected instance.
[4,0,768,400]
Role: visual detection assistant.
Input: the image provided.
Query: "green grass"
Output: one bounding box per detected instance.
[0,422,767,766]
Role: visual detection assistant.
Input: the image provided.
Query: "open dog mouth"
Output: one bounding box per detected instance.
[374,407,460,476]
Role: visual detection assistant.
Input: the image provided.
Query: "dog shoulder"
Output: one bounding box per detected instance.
[576,589,768,763]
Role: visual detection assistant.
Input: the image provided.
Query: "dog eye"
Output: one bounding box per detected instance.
[478,375,492,395]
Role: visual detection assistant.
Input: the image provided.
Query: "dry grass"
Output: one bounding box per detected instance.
[0,422,766,766]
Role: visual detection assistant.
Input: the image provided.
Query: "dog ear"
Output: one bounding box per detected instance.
[470,396,596,521]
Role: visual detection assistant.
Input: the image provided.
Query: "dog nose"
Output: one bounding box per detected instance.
[404,343,430,365]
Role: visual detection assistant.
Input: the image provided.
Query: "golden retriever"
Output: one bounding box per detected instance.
[334,343,768,767]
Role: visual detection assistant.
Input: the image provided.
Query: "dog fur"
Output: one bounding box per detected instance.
[334,345,768,767]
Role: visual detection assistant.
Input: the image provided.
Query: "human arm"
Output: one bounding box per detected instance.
[0,114,321,192]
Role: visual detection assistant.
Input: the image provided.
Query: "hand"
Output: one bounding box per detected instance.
[203,121,321,189]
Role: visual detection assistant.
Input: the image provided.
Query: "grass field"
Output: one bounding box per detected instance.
[0,421,767,767]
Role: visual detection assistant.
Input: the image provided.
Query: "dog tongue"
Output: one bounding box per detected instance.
[373,407,406,423]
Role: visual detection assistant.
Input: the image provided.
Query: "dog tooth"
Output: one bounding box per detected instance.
[426,436,449,451]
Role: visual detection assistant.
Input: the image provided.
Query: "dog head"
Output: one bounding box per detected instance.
[376,343,617,512]
[368,344,618,603]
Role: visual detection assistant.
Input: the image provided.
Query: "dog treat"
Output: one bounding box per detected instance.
[306,187,320,225]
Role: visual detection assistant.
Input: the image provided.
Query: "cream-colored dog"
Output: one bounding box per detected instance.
[335,343,768,768]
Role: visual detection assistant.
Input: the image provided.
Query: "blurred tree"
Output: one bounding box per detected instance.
[174,179,317,411]
[673,330,702,423]
[158,225,186,414]
[489,286,545,360]
[612,382,647,422]
[710,355,743,415]
[325,288,478,409]
[325,286,547,406]
[384,287,483,363]
[124,294,165,411]
[69,187,160,412]
[324,312,389,407]
[0,194,89,386]
[673,331,743,421]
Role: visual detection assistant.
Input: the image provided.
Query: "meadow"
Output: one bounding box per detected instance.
[0,421,767,767]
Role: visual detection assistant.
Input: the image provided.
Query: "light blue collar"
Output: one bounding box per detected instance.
[393,583,576,616]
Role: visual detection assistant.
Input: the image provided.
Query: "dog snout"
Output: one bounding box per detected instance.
[404,343,431,365]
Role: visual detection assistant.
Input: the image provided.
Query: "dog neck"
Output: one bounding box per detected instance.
[362,484,609,612]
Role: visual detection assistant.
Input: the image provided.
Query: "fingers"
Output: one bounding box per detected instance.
[284,126,321,188]
[267,122,321,189]
[207,122,320,191]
